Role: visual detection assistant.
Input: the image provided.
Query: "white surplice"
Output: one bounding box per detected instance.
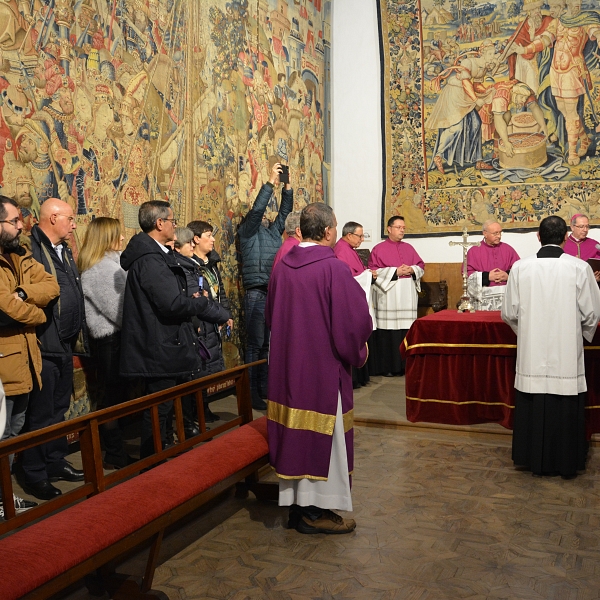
[278,394,352,511]
[354,269,376,330]
[501,251,600,395]
[467,272,507,311]
[371,266,424,330]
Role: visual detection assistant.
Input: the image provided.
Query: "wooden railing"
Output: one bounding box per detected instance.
[0,360,265,536]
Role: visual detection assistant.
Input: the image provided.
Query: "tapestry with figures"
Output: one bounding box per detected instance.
[0,0,331,415]
[378,0,600,237]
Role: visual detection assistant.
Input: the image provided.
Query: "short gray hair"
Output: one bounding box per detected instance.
[342,221,362,237]
[138,201,171,233]
[300,203,335,241]
[174,227,194,248]
[284,211,301,234]
[482,220,499,232]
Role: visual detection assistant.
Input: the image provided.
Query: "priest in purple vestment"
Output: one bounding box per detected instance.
[467,221,520,286]
[334,221,374,277]
[564,215,600,281]
[334,221,378,388]
[367,216,425,376]
[266,203,372,535]
[272,211,301,273]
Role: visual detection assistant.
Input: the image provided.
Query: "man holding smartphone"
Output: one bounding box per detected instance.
[238,163,293,410]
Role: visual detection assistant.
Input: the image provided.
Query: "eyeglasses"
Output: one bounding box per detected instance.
[349,232,365,239]
[55,213,75,222]
[161,218,178,225]
[574,224,590,230]
[486,231,502,236]
[0,217,22,227]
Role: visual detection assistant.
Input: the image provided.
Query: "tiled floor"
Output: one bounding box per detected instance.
[27,377,600,599]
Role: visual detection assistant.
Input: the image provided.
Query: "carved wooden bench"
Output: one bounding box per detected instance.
[0,361,274,600]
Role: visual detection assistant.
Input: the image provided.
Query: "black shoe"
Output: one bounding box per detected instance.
[18,479,62,501]
[184,424,201,438]
[47,463,85,482]
[204,406,219,423]
[103,456,136,470]
[252,398,267,410]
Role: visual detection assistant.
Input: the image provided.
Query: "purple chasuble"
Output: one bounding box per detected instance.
[333,238,366,276]
[272,236,299,272]
[368,238,424,278]
[467,241,520,287]
[265,245,372,480]
[564,235,600,261]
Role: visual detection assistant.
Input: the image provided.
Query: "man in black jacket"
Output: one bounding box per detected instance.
[120,201,230,458]
[16,198,89,501]
[238,163,293,410]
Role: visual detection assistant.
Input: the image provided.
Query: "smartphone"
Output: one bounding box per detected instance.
[279,164,289,184]
[198,276,204,290]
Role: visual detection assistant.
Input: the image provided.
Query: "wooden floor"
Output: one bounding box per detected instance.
[50,377,600,599]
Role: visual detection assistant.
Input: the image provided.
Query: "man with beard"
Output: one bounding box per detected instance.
[513,0,600,165]
[506,0,554,95]
[0,195,59,516]
[1,153,36,231]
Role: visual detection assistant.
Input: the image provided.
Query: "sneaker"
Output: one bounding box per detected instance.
[13,495,37,513]
[296,509,356,535]
[0,495,38,518]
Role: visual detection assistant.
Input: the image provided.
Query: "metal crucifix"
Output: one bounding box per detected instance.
[449,227,480,313]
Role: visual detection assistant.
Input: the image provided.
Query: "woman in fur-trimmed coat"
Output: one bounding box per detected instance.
[79,218,129,469]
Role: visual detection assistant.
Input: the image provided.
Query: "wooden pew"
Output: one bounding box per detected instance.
[0,361,274,600]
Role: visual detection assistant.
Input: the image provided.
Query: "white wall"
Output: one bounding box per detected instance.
[330,0,542,263]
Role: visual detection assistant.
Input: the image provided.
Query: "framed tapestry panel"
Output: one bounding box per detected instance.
[377,0,600,237]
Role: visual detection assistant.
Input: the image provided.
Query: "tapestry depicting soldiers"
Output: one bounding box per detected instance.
[0,0,331,375]
[379,0,600,235]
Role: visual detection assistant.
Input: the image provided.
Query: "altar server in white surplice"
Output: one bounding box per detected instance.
[501,215,600,479]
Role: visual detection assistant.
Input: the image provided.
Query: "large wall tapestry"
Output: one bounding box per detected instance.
[378,0,600,236]
[0,0,330,414]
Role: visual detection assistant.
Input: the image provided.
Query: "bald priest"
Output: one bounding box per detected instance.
[467,220,519,311]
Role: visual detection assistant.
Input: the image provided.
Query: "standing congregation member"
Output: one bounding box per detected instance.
[466,220,520,311]
[272,211,301,272]
[564,214,600,281]
[502,216,600,479]
[120,201,230,459]
[238,163,293,410]
[79,217,131,470]
[266,203,372,534]
[334,221,377,388]
[187,220,232,422]
[0,195,59,513]
[17,199,88,500]
[368,216,424,376]
[173,225,217,429]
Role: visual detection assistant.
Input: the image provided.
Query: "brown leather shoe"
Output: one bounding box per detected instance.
[296,510,356,534]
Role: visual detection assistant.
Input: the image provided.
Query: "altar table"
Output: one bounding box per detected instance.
[400,310,600,438]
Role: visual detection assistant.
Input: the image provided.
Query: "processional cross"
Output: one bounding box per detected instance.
[449,227,480,313]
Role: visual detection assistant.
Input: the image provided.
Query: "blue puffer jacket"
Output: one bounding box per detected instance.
[238,182,293,289]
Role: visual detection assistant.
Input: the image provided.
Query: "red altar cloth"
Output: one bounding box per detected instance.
[400,310,600,438]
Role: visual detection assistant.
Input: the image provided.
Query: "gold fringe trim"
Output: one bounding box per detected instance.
[276,470,355,480]
[360,342,369,368]
[276,473,329,481]
[406,395,514,408]
[405,342,517,350]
